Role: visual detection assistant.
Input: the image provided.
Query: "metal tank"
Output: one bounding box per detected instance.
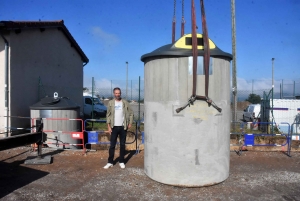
[141,34,232,187]
[30,92,81,149]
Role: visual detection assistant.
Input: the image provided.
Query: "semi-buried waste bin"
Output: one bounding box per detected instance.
[141,33,232,187]
[30,93,81,149]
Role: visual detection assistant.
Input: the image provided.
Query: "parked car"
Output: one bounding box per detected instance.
[83,95,107,118]
[243,104,261,122]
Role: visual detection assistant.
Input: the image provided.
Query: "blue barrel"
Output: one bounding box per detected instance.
[87,131,98,144]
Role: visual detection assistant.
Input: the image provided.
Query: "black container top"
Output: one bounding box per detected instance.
[141,33,232,62]
[30,97,80,110]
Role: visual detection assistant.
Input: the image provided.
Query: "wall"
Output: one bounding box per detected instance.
[0,32,11,135]
[8,28,83,131]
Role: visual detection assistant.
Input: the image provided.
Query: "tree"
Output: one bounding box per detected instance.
[246,93,261,104]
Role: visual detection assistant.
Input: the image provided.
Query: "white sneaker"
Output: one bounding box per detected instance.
[103,163,113,169]
[119,163,125,169]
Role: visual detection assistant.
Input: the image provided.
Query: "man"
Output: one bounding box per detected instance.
[103,87,133,169]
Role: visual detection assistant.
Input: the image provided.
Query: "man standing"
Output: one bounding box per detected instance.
[103,87,133,169]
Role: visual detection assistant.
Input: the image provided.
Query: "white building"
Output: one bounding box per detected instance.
[0,20,89,136]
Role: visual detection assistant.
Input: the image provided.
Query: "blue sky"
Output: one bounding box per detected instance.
[1,0,299,91]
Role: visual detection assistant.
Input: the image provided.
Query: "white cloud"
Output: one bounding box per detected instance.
[91,26,119,48]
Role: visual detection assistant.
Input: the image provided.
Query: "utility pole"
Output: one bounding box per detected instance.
[231,0,237,122]
[126,62,128,100]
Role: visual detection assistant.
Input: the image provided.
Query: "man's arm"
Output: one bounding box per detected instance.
[106,101,112,134]
[128,104,134,129]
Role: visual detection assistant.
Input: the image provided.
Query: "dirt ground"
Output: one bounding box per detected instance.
[0,147,300,201]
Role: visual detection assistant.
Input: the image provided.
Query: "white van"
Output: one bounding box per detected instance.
[243,104,261,122]
[83,95,107,118]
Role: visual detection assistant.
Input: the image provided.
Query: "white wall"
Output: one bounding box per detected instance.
[0,33,11,134]
[6,28,84,131]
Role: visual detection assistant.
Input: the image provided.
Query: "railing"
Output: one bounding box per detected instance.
[84,119,138,153]
[32,118,85,153]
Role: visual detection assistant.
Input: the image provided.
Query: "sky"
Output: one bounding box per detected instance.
[1,0,300,93]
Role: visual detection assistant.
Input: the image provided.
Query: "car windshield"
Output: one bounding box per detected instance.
[92,98,103,105]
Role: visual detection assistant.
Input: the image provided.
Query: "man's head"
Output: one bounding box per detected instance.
[113,87,121,100]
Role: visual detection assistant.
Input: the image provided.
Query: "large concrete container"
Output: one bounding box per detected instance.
[30,93,81,149]
[141,34,232,186]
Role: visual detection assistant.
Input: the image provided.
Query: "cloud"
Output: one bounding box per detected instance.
[91,26,119,48]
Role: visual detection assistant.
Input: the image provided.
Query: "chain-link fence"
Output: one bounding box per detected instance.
[84,78,145,121]
[235,79,300,101]
[232,79,300,121]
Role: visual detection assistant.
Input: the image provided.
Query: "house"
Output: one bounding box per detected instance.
[0,20,89,136]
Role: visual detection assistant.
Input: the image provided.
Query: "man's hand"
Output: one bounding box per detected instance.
[107,124,112,135]
[128,124,132,129]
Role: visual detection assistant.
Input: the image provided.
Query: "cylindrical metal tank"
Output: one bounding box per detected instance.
[141,34,232,186]
[30,94,81,149]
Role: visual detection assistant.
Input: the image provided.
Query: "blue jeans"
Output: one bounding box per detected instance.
[108,126,127,163]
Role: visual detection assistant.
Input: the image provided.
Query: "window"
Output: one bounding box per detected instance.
[85,98,92,105]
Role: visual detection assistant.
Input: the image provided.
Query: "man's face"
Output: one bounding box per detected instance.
[114,89,121,100]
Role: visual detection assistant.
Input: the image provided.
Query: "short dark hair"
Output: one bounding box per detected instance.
[113,87,121,92]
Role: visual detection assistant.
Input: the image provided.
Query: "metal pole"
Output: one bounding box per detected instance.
[111,80,112,99]
[293,80,295,98]
[138,76,141,122]
[126,62,128,100]
[280,83,282,99]
[272,58,274,133]
[92,77,94,119]
[252,79,253,94]
[282,79,283,98]
[231,0,237,122]
[131,80,132,101]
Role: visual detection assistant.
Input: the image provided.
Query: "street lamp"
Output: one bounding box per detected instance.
[126,62,128,100]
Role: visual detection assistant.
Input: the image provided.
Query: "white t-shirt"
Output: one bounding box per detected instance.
[114,100,124,126]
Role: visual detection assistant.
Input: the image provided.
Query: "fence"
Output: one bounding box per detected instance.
[84,77,145,121]
[235,79,300,102]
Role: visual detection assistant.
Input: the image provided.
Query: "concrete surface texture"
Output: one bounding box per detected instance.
[0,147,299,200]
[144,57,231,186]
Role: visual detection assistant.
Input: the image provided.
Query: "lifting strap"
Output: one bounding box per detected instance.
[181,0,185,37]
[176,0,222,114]
[172,0,176,43]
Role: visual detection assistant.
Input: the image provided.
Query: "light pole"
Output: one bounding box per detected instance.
[271,58,275,133]
[126,61,128,100]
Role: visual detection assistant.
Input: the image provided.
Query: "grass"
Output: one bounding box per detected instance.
[85,119,144,133]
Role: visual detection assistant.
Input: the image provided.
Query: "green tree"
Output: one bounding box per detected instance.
[246,93,261,104]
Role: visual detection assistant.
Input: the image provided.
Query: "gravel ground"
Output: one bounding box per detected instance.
[0,147,300,201]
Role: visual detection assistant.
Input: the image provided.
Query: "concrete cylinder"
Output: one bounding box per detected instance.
[142,53,231,186]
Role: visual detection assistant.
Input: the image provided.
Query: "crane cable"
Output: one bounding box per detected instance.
[176,0,222,113]
[172,0,176,43]
[181,0,185,36]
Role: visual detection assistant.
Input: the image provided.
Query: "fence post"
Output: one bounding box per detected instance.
[294,81,295,98]
[92,77,94,119]
[111,80,112,98]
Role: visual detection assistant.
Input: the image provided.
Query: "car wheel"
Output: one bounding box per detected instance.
[91,111,98,118]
